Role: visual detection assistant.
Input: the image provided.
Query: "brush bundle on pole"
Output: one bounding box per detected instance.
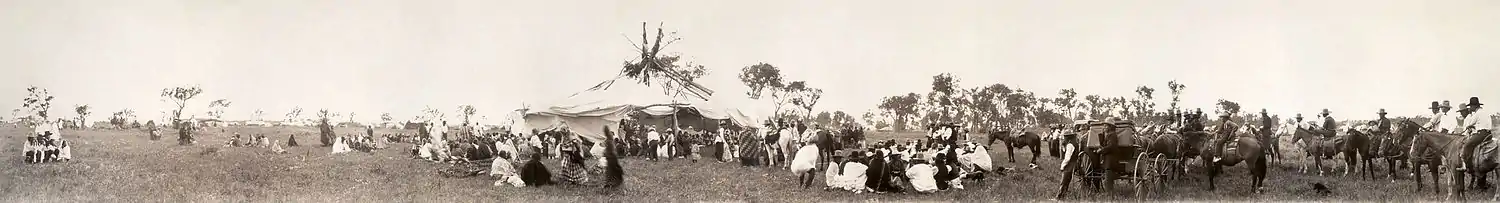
[616,22,712,100]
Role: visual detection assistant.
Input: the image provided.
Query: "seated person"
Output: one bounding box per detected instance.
[270,140,288,154]
[490,150,524,187]
[57,140,72,162]
[23,137,38,164]
[519,153,554,186]
[906,155,939,193]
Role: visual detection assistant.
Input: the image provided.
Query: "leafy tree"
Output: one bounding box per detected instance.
[381,113,394,123]
[457,105,477,125]
[207,99,231,121]
[160,85,203,145]
[878,93,922,131]
[1216,99,1242,118]
[21,86,55,127]
[784,81,823,118]
[1167,80,1187,115]
[1084,95,1104,119]
[831,111,857,129]
[813,111,833,127]
[1056,88,1079,120]
[74,104,90,129]
[110,109,136,129]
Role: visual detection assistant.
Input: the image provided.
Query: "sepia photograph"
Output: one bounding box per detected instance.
[2,0,1498,202]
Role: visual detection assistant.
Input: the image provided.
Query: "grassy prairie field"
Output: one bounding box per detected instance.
[0,126,1492,202]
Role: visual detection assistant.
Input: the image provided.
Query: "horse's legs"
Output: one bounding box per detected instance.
[1432,163,1443,195]
[1253,154,1268,193]
[1007,146,1017,163]
[1205,157,1218,191]
[1415,161,1426,192]
[1388,158,1400,182]
[1030,146,1041,167]
[1314,153,1325,176]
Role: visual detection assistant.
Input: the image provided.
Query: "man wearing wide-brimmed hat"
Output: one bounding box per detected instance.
[1426,101,1447,132]
[1314,109,1338,139]
[1374,109,1392,136]
[1456,97,1488,135]
[1457,97,1489,171]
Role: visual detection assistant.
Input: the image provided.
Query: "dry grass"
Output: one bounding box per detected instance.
[0,126,1491,202]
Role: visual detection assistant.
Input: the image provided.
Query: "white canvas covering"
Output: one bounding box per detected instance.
[519,77,770,143]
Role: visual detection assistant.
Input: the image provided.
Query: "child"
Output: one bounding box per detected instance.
[23,137,37,164]
[57,140,72,162]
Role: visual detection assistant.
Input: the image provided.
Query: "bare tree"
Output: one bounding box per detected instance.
[286,107,303,123]
[252,109,265,121]
[456,105,477,125]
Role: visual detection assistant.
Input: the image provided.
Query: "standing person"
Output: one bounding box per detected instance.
[779,123,797,168]
[762,122,780,167]
[646,126,661,161]
[714,122,729,163]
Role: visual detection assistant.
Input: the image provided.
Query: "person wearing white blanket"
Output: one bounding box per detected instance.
[790,144,821,189]
[906,154,939,193]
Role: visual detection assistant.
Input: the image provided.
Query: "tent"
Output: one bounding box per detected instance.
[518,76,769,143]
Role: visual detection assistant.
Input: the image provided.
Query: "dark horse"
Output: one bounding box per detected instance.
[987,128,1042,167]
[1375,120,1419,182]
[1202,125,1268,193]
[1403,119,1461,196]
[1290,127,1365,177]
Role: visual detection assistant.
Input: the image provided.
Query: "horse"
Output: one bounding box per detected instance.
[986,128,1042,167]
[1404,120,1462,195]
[1201,124,1268,193]
[1290,127,1360,176]
[1345,128,1381,180]
[1374,120,1419,182]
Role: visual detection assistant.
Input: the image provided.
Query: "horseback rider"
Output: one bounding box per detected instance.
[1458,97,1490,171]
[1424,101,1447,132]
[1259,109,1273,135]
[1316,109,1338,139]
[1375,109,1392,136]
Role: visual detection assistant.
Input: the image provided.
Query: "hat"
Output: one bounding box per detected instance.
[1468,97,1484,108]
[1443,101,1453,112]
[1377,109,1387,115]
[1321,109,1331,116]
[1431,101,1443,110]
[1295,114,1303,120]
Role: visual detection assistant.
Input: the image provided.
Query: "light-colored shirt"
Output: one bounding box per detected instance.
[1464,109,1491,132]
[647,131,661,141]
[715,129,728,143]
[1426,112,1447,131]
[906,164,939,193]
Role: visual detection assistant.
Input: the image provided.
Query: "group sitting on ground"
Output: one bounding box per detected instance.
[226,133,289,154]
[23,121,72,163]
[793,124,995,194]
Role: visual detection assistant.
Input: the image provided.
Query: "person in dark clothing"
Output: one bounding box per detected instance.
[520,152,554,186]
[865,150,895,193]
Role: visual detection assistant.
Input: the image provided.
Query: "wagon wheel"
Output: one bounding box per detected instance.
[1133,152,1150,199]
[1152,154,1168,192]
[1081,151,1101,192]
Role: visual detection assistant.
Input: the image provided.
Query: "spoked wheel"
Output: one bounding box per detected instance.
[1082,151,1101,192]
[1133,152,1151,199]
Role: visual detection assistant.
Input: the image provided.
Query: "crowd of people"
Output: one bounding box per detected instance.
[225,132,288,154]
[22,121,71,163]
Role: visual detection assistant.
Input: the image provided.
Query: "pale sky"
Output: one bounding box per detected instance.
[2,0,1497,124]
